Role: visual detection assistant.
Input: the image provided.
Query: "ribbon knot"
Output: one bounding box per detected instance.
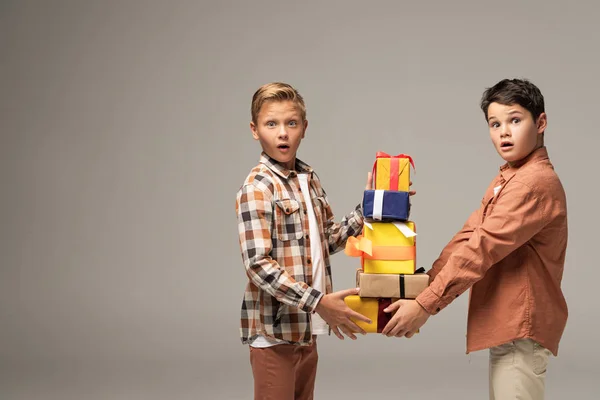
[375,151,415,171]
[344,236,373,257]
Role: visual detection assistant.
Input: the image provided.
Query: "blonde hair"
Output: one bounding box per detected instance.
[251,82,306,124]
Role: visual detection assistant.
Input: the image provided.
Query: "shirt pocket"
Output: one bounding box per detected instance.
[274,199,303,241]
[533,341,551,375]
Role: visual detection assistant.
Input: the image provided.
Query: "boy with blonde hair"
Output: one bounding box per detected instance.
[236,82,372,399]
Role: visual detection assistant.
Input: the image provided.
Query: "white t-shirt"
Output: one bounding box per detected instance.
[298,173,328,336]
[250,173,328,348]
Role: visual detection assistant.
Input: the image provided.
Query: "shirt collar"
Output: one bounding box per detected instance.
[500,146,549,180]
[259,152,313,179]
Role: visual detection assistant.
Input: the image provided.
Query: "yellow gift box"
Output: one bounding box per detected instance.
[372,153,414,192]
[344,295,398,333]
[362,221,416,275]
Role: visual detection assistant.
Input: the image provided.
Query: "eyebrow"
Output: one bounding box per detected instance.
[264,114,300,120]
[488,110,523,121]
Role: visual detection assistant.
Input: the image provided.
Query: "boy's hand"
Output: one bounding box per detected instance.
[408,181,416,196]
[366,172,416,195]
[315,288,372,340]
[365,172,373,190]
[380,299,430,338]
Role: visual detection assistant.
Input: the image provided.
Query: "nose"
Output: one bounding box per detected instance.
[278,124,288,138]
[500,124,511,138]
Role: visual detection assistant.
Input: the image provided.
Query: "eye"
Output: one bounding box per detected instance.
[288,120,297,127]
[490,121,500,128]
[512,118,520,124]
[266,121,276,127]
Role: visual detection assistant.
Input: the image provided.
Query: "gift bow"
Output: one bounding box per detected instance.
[345,236,373,257]
[374,151,415,171]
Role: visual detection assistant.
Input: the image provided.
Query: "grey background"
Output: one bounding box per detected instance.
[1,0,598,399]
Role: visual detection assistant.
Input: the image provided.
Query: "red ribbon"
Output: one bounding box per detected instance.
[375,152,415,171]
[377,298,393,333]
[372,152,415,191]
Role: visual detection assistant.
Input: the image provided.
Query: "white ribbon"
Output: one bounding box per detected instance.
[373,190,384,221]
[393,222,417,238]
[363,221,416,238]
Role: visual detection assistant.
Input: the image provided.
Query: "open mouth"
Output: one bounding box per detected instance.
[501,142,513,148]
[277,144,290,150]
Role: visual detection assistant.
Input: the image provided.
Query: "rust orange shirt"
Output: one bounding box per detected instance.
[416,147,568,356]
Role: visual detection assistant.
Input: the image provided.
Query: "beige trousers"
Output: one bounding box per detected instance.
[489,338,552,400]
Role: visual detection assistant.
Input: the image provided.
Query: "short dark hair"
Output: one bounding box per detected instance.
[480,78,545,121]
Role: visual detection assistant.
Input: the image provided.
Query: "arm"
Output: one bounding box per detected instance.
[324,203,365,255]
[427,207,480,282]
[236,181,322,313]
[321,172,375,255]
[416,181,547,315]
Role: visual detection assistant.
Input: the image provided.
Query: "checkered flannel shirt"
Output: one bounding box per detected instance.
[236,153,364,345]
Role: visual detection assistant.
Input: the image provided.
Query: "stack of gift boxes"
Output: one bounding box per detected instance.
[344,152,429,333]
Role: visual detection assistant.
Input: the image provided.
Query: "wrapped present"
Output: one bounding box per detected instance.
[363,221,416,274]
[344,295,398,333]
[372,152,414,192]
[363,189,410,222]
[357,268,429,298]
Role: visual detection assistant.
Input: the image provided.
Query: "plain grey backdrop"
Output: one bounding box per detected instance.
[1,0,598,399]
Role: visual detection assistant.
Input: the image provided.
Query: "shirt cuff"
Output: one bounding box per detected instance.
[299,286,323,313]
[310,291,325,314]
[354,203,364,225]
[415,286,444,315]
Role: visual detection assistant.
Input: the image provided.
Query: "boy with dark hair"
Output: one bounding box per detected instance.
[382,78,568,400]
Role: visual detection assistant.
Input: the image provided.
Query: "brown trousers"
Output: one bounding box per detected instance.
[249,337,318,400]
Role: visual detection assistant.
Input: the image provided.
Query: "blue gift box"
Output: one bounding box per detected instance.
[362,190,410,222]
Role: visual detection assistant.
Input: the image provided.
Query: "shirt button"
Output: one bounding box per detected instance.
[305,234,309,239]
[436,307,441,312]
[307,258,312,265]
[285,208,289,212]
[303,210,307,214]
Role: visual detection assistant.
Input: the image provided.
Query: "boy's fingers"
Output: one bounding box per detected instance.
[381,314,401,335]
[405,331,415,338]
[345,319,367,335]
[335,287,360,299]
[348,310,372,324]
[389,327,407,338]
[339,324,358,340]
[383,300,404,313]
[366,172,373,190]
[331,326,344,340]
[409,190,416,196]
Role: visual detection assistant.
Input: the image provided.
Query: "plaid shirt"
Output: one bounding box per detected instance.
[236,153,364,345]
